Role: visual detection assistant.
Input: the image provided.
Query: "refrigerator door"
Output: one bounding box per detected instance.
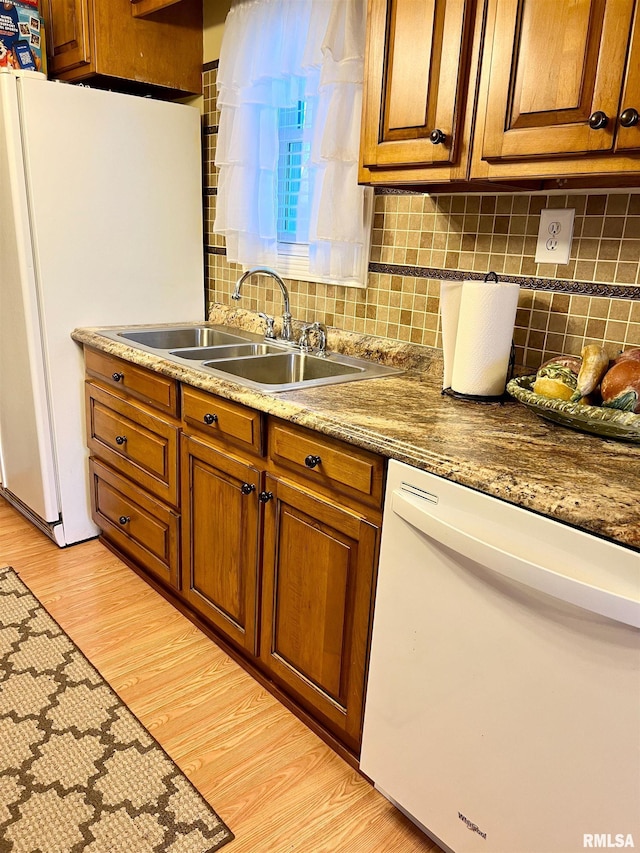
[1,74,204,545]
[0,71,60,526]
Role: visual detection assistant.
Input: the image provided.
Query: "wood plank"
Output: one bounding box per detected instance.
[0,498,440,853]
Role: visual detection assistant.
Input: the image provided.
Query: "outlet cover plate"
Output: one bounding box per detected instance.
[535,208,575,264]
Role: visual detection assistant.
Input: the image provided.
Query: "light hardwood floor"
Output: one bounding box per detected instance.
[0,499,442,853]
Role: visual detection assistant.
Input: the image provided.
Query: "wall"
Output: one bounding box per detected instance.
[202,63,640,370]
[203,0,230,62]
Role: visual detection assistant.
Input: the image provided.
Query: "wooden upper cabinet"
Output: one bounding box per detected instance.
[44,0,92,74]
[617,7,640,153]
[41,0,203,96]
[360,0,481,183]
[360,0,640,185]
[480,0,635,159]
[472,0,640,181]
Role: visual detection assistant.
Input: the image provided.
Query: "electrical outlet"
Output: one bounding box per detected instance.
[535,208,575,265]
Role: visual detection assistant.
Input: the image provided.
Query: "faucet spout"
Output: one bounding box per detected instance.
[232,266,293,341]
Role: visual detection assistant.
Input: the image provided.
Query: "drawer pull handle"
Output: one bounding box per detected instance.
[241,483,256,495]
[304,454,322,469]
[203,413,218,425]
[115,435,127,445]
[258,491,273,503]
[588,110,608,130]
[620,107,639,127]
[118,515,130,525]
[112,372,124,382]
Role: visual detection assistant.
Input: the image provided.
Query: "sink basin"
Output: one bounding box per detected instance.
[101,323,402,392]
[205,352,364,387]
[170,343,282,360]
[119,326,249,349]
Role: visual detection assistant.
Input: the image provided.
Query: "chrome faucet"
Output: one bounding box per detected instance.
[232,266,293,342]
[298,321,328,357]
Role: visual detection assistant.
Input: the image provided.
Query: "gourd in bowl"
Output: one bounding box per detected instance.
[601,349,640,414]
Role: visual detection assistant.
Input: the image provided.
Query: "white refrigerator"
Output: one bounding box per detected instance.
[0,70,205,546]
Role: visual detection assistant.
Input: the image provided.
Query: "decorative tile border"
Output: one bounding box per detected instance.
[368,263,640,299]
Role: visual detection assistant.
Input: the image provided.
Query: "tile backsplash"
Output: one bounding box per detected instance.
[203,63,640,370]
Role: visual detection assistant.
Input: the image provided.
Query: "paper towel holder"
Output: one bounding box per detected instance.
[441,271,516,404]
[441,341,515,403]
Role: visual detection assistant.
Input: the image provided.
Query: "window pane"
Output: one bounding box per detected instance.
[277,100,313,245]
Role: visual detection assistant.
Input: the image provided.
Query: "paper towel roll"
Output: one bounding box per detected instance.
[451,279,520,397]
[439,280,464,389]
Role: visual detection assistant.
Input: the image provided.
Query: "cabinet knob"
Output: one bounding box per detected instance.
[304,454,322,469]
[115,435,127,445]
[258,491,273,503]
[588,111,609,130]
[241,483,256,495]
[112,372,124,382]
[429,128,446,145]
[203,413,218,425]
[118,516,130,525]
[620,107,639,128]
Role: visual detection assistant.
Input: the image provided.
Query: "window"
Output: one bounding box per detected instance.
[214,0,372,288]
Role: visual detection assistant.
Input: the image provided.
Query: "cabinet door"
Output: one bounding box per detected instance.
[616,7,640,153]
[43,0,93,74]
[479,0,635,160]
[260,476,379,751]
[361,0,473,169]
[181,434,262,655]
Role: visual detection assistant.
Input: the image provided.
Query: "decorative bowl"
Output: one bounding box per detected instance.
[506,375,640,443]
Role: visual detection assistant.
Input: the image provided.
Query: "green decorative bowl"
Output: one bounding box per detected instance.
[506,375,640,443]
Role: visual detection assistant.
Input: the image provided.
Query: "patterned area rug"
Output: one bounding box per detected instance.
[0,566,234,852]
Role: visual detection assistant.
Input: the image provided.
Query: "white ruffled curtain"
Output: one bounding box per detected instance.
[214,0,371,284]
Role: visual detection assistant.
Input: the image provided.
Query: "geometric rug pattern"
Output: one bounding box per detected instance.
[0,566,234,852]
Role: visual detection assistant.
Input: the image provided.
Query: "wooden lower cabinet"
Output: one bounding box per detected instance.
[84,349,385,755]
[260,475,379,751]
[180,433,262,656]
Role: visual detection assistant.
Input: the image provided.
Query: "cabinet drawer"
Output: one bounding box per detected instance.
[90,458,180,589]
[182,386,264,456]
[268,419,385,511]
[86,382,179,507]
[85,347,179,417]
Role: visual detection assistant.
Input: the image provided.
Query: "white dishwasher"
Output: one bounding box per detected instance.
[360,459,640,853]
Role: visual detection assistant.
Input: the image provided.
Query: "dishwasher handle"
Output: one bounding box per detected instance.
[392,489,640,629]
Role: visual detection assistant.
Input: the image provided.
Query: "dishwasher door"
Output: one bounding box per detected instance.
[360,460,640,853]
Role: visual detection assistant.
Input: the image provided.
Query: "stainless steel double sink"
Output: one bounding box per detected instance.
[101,324,401,392]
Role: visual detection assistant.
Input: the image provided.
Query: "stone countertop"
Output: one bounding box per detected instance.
[72,314,640,552]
